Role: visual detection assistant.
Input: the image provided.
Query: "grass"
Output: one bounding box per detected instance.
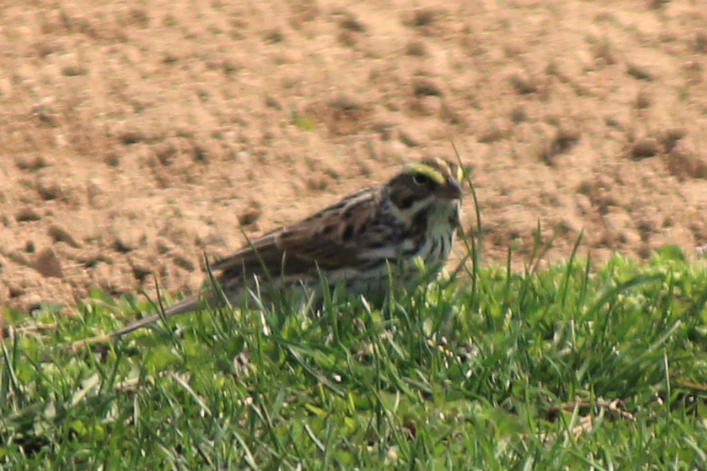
[2,241,707,470]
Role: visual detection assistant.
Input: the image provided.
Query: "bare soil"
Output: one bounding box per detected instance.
[2,0,707,313]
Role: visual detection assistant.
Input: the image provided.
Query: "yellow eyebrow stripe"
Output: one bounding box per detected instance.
[403,163,446,184]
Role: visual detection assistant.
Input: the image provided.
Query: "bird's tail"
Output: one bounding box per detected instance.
[109,294,201,338]
[66,294,205,352]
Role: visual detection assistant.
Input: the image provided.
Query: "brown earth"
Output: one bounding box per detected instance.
[2,0,707,314]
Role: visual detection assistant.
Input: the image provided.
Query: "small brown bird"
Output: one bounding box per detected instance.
[104,158,463,338]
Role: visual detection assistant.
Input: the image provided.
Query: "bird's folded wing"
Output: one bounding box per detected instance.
[211,197,378,277]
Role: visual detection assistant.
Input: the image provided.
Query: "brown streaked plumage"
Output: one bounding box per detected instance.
[101,158,464,338]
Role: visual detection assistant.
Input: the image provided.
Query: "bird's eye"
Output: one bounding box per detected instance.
[413,173,429,185]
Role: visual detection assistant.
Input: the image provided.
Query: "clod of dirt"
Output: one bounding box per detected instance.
[161,219,213,247]
[682,60,703,85]
[510,105,527,124]
[538,122,582,166]
[372,122,395,142]
[405,40,427,56]
[305,176,328,192]
[103,150,121,167]
[440,101,464,125]
[7,250,31,267]
[155,236,176,255]
[172,253,196,272]
[658,128,686,153]
[119,8,149,28]
[93,261,134,296]
[15,154,52,171]
[665,139,707,180]
[591,37,617,66]
[634,89,653,110]
[264,95,282,110]
[338,30,360,48]
[116,125,163,145]
[402,7,446,37]
[86,179,107,210]
[508,70,541,94]
[111,227,146,253]
[630,138,660,159]
[692,29,707,53]
[339,13,366,32]
[48,224,81,248]
[575,194,593,215]
[33,106,61,127]
[412,78,444,98]
[398,129,420,147]
[34,247,63,278]
[129,259,153,283]
[626,62,653,81]
[15,207,42,222]
[238,208,261,226]
[61,65,88,77]
[35,177,65,202]
[188,140,214,163]
[152,140,178,166]
[7,283,25,299]
[577,177,618,215]
[76,252,113,269]
[477,120,512,143]
[411,95,442,116]
[289,0,319,28]
[263,28,284,44]
[322,95,371,136]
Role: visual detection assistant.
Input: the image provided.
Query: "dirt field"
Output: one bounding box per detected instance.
[2,0,707,313]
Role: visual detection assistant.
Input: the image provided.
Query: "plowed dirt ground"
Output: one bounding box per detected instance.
[2,0,707,313]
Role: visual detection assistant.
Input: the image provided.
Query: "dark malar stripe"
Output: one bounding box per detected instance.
[401,236,427,257]
[440,235,449,259]
[428,239,439,260]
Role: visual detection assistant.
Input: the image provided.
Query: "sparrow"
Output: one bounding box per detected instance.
[100,157,463,339]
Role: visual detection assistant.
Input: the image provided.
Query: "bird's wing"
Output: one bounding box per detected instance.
[212,187,382,278]
[81,187,383,343]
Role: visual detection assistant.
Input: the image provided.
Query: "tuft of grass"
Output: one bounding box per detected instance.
[2,229,707,468]
[292,116,316,132]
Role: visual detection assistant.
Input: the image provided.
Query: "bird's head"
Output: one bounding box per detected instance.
[385,158,463,225]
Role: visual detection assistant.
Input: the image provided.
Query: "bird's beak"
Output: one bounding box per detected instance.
[438,178,463,200]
